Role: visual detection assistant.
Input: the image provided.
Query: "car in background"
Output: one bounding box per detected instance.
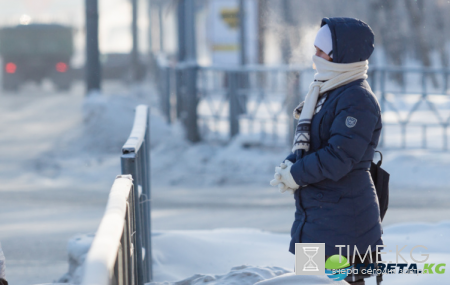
[0,23,74,91]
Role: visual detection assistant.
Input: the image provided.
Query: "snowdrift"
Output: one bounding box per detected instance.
[60,222,450,285]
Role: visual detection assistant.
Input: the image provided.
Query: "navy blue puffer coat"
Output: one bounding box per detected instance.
[286,17,383,256]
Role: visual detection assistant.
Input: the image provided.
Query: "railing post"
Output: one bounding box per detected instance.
[401,123,406,149]
[444,124,448,151]
[422,125,427,149]
[422,71,427,98]
[443,71,448,94]
[184,66,201,142]
[421,71,427,150]
[175,68,184,120]
[142,113,152,281]
[163,66,171,124]
[121,154,144,285]
[238,72,249,115]
[287,71,300,145]
[122,206,132,285]
[229,71,240,138]
[401,69,406,94]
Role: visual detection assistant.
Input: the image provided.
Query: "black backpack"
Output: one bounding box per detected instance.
[370,150,390,222]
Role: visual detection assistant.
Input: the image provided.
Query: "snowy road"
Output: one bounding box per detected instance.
[0,187,107,285]
[0,84,107,284]
[151,184,450,233]
[0,83,449,285]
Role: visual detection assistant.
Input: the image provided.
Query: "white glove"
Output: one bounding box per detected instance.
[270,160,299,193]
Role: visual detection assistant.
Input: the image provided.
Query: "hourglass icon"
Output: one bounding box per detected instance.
[303,247,319,271]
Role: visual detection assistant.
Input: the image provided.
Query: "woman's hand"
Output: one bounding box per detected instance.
[270,160,299,194]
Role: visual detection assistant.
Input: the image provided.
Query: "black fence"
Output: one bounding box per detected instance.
[155,57,450,151]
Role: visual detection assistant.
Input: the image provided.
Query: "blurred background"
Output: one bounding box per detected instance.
[0,0,450,284]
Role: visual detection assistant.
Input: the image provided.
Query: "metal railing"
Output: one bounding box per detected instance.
[155,58,315,146]
[121,105,152,284]
[81,175,136,285]
[368,67,450,150]
[81,105,152,285]
[196,65,314,146]
[155,58,450,150]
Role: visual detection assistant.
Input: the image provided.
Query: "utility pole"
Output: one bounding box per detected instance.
[184,0,197,61]
[237,0,247,117]
[257,0,267,65]
[176,0,196,62]
[281,0,293,64]
[177,0,186,61]
[281,0,300,143]
[131,0,139,81]
[85,0,101,94]
[176,0,200,142]
[239,0,247,65]
[158,0,164,53]
[148,0,153,54]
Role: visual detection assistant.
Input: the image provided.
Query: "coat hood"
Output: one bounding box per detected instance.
[321,17,374,64]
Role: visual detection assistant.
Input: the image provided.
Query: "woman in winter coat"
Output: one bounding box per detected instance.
[270,17,382,283]
[0,242,6,285]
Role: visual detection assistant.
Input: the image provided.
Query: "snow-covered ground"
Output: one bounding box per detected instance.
[0,80,449,284]
[64,222,450,285]
[147,222,450,285]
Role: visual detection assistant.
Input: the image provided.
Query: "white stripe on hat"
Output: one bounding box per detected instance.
[314,24,333,58]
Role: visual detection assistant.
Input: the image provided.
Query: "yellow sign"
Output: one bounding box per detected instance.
[212,44,239,51]
[220,8,239,29]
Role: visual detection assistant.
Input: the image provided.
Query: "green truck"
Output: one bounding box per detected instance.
[0,24,74,91]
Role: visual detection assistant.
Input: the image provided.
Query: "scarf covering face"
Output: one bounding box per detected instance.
[292,55,369,153]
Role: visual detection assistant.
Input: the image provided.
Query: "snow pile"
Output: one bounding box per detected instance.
[146,102,450,188]
[57,234,94,284]
[149,223,449,285]
[21,86,173,188]
[60,222,450,285]
[150,229,293,282]
[150,130,287,186]
[149,115,450,188]
[36,85,450,189]
[150,265,291,285]
[81,91,142,153]
[81,90,173,153]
